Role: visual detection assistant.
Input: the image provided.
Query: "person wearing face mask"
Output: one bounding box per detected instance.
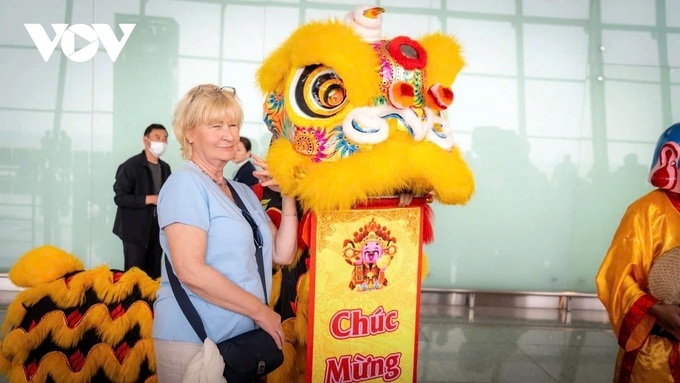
[113,123,172,279]
[596,122,680,382]
[232,136,259,186]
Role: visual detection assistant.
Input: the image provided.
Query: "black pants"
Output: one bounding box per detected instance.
[123,221,161,279]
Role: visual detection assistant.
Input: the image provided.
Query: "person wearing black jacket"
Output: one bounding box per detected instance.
[113,123,171,279]
[232,136,259,186]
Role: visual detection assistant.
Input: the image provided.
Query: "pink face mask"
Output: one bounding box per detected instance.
[361,241,384,264]
[650,142,680,192]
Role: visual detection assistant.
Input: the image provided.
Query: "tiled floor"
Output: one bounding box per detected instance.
[417,305,618,383]
[0,305,618,383]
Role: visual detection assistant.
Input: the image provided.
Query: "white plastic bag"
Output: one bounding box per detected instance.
[182,337,228,383]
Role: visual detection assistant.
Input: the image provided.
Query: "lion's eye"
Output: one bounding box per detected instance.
[320,86,345,108]
[290,64,347,118]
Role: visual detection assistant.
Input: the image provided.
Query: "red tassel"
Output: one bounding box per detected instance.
[422,204,434,244]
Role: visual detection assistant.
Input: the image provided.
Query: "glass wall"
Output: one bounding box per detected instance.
[1,0,678,293]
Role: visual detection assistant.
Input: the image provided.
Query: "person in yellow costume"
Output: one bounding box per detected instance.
[596,122,680,382]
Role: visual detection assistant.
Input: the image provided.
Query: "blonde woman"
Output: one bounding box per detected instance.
[153,84,298,382]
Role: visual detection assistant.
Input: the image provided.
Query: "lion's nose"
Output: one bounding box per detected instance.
[387,81,418,109]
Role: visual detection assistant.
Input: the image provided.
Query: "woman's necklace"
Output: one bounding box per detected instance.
[189,160,228,187]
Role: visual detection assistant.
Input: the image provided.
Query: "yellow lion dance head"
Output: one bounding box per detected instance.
[257,6,474,211]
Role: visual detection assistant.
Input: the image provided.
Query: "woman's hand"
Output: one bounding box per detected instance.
[253,304,285,349]
[252,154,281,193]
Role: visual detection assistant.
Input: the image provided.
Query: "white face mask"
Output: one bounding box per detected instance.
[148,141,168,157]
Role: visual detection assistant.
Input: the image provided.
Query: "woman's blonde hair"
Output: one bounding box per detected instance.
[172,84,244,160]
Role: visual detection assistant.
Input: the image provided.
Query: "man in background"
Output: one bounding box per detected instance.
[112,123,171,279]
[232,136,258,186]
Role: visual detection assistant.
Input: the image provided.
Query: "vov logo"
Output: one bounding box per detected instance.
[24,24,136,62]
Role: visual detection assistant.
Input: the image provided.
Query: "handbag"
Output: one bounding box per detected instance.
[165,181,283,383]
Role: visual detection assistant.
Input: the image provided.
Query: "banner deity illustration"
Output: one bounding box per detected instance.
[342,218,398,292]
